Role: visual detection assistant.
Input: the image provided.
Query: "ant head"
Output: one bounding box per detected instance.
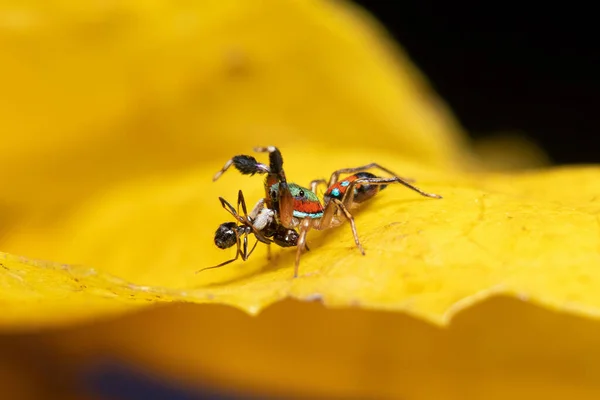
[214,222,238,249]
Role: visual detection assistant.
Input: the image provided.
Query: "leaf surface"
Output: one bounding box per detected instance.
[2,160,600,328]
[0,0,598,329]
[2,1,600,399]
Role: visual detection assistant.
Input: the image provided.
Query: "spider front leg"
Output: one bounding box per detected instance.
[213,155,270,182]
[253,146,287,183]
[325,163,416,187]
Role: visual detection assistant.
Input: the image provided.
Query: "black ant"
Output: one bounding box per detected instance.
[197,190,302,272]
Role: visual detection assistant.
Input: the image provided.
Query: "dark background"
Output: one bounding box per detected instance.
[352,1,599,165]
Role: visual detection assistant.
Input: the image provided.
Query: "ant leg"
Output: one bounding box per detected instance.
[243,236,260,261]
[241,229,249,260]
[196,233,243,273]
[196,256,238,273]
[219,197,247,226]
[309,179,328,193]
[266,243,272,261]
[237,189,248,218]
[231,191,271,244]
[331,198,365,255]
[213,155,270,182]
[326,163,415,187]
[293,218,311,278]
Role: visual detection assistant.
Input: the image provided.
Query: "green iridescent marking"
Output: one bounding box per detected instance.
[270,183,320,202]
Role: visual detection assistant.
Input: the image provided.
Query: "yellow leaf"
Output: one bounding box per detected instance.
[0,0,470,325]
[2,159,600,326]
[1,0,599,399]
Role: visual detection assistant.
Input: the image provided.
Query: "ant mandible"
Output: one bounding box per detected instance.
[213,146,442,278]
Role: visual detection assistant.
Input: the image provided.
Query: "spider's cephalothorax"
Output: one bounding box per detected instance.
[212,147,442,277]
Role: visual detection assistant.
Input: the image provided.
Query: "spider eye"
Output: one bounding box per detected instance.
[299,189,305,197]
[270,190,277,200]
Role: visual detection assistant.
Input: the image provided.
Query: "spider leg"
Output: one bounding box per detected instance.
[254,147,303,231]
[293,218,312,278]
[275,179,295,228]
[315,197,365,256]
[318,192,338,230]
[248,197,267,220]
[249,201,275,233]
[342,177,441,212]
[253,146,287,183]
[331,198,365,255]
[309,179,328,193]
[213,155,270,182]
[326,163,416,187]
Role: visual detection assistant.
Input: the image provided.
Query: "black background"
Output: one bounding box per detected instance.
[352,1,599,165]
